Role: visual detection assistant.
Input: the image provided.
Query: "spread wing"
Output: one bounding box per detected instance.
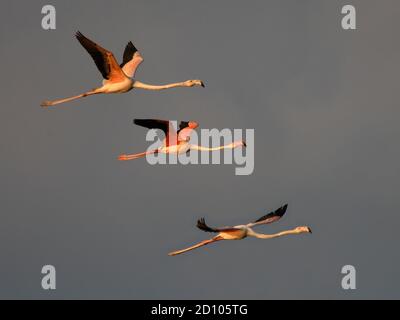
[134,119,170,134]
[178,121,190,133]
[197,218,239,233]
[134,119,191,147]
[176,121,195,142]
[248,204,288,227]
[120,41,143,78]
[75,31,126,82]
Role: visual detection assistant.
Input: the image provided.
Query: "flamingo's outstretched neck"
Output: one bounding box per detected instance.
[41,89,101,107]
[133,80,204,91]
[247,226,312,239]
[190,140,246,152]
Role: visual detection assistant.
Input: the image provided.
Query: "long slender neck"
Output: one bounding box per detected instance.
[132,80,186,90]
[207,143,235,151]
[247,227,302,239]
[192,141,241,151]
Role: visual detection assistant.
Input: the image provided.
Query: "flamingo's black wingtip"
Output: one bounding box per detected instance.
[277,204,288,217]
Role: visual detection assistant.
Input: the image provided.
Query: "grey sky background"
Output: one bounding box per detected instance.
[0,0,399,299]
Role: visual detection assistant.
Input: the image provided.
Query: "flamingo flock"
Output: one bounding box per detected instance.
[41,31,312,256]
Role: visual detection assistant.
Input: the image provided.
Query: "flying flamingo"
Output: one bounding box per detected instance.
[41,31,204,107]
[118,119,246,161]
[168,204,312,256]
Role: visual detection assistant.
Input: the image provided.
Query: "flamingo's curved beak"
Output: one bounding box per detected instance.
[200,81,205,88]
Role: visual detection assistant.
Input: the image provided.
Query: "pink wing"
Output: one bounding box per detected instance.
[120,41,144,78]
